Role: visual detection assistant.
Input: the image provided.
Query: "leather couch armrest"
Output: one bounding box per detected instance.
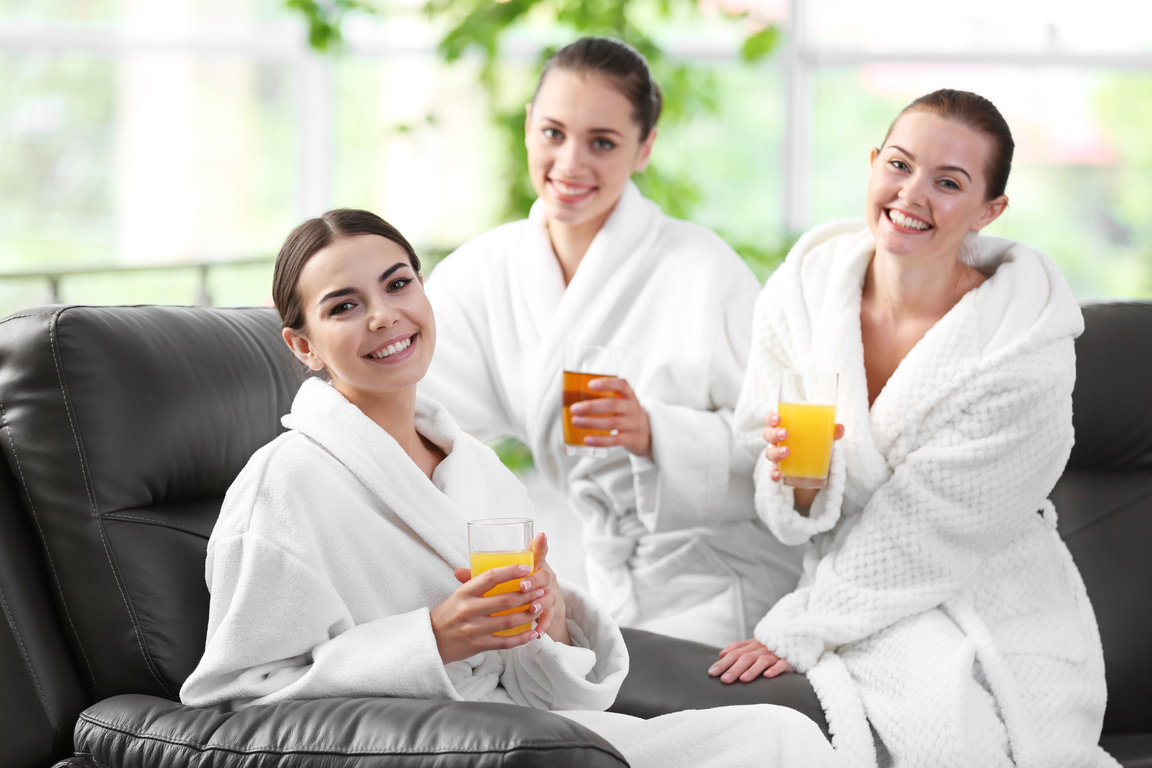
[612,628,829,738]
[69,694,627,768]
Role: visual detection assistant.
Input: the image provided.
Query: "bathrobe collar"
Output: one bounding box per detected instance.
[281,378,484,568]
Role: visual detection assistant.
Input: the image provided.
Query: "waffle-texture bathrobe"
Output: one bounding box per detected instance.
[420,182,801,647]
[181,379,841,768]
[733,220,1116,768]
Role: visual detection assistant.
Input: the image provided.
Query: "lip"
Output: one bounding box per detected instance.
[547,177,596,204]
[363,333,417,364]
[884,207,933,234]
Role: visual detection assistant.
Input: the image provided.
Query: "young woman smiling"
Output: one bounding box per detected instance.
[419,36,802,650]
[720,90,1116,768]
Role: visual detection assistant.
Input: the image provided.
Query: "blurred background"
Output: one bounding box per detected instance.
[2,0,1151,313]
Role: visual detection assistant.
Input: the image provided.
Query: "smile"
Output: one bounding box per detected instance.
[549,178,595,201]
[365,336,413,360]
[886,208,932,231]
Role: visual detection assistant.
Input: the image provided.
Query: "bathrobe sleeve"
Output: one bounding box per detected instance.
[179,456,458,709]
[423,245,520,443]
[755,338,1076,672]
[497,582,629,712]
[628,241,763,533]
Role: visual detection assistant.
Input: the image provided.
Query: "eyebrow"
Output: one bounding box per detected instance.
[540,117,625,139]
[317,262,411,307]
[887,145,972,182]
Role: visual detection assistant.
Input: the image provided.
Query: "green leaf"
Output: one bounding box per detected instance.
[741,25,779,63]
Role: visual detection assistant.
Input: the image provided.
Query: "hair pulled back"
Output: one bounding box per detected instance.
[533,36,663,141]
[883,89,1014,200]
[273,208,420,333]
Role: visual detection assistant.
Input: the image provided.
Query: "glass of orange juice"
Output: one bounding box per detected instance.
[777,369,839,489]
[562,344,620,458]
[468,518,535,636]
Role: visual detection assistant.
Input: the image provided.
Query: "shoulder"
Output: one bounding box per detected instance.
[646,212,760,292]
[428,219,529,282]
[213,430,348,541]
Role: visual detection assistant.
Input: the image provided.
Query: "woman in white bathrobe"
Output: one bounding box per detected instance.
[419,36,800,647]
[180,209,841,768]
[712,90,1116,768]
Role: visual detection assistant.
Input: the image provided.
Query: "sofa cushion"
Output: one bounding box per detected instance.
[0,305,299,700]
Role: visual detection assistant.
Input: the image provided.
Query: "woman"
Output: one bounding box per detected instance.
[713,90,1116,767]
[179,209,841,768]
[420,36,800,647]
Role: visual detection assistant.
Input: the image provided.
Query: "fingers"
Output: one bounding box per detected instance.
[530,532,549,567]
[467,563,534,595]
[761,425,787,447]
[834,423,846,441]
[740,654,777,682]
[586,376,634,398]
[453,567,471,584]
[764,658,793,678]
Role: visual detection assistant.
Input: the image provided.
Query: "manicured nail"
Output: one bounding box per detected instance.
[535,588,545,598]
[777,429,787,440]
[518,565,531,573]
[708,665,720,676]
[520,580,532,591]
[532,603,542,613]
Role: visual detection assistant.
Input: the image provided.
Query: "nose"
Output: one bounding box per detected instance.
[899,171,930,206]
[554,139,587,174]
[365,298,397,331]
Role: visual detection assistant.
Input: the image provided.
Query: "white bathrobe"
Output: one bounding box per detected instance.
[420,182,802,647]
[181,379,842,768]
[734,220,1117,768]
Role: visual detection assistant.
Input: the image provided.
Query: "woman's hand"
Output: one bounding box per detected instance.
[569,377,652,458]
[708,639,793,683]
[529,532,570,645]
[432,562,546,664]
[763,411,846,509]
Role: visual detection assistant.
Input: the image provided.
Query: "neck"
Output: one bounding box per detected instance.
[865,247,984,321]
[547,219,601,286]
[340,384,424,460]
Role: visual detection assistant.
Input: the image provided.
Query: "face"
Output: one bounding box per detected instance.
[282,234,435,410]
[865,111,1008,265]
[525,69,656,237]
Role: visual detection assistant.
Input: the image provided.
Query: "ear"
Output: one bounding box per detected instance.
[973,194,1008,231]
[633,128,658,173]
[869,147,879,166]
[282,327,325,372]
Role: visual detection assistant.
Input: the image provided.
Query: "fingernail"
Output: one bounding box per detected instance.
[708,665,720,675]
[721,674,733,683]
[535,588,545,597]
[532,603,541,613]
[520,580,531,591]
[518,566,531,573]
[777,429,787,440]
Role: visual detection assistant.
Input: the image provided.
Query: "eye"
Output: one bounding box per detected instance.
[592,137,615,151]
[329,300,355,317]
[888,159,910,172]
[938,178,961,190]
[387,277,412,292]
[542,127,562,141]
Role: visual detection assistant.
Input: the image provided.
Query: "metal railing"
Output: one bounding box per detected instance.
[0,257,275,307]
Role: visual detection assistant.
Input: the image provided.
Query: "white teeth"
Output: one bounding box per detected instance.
[368,337,411,359]
[552,180,591,197]
[888,209,930,230]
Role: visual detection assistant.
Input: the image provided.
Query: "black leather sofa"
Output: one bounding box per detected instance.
[0,301,1148,768]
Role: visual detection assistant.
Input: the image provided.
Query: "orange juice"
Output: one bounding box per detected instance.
[562,370,620,447]
[778,402,837,487]
[470,549,535,636]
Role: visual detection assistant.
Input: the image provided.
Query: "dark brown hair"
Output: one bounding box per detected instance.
[882,89,1014,200]
[533,36,663,141]
[272,208,420,332]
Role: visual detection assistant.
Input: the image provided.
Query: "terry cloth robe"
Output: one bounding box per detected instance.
[733,220,1117,768]
[420,181,802,647]
[181,379,843,768]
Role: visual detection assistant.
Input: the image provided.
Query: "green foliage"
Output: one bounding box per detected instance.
[740,26,779,63]
[284,0,377,52]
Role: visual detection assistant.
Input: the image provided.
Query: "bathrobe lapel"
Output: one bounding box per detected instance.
[282,379,475,568]
[520,182,663,483]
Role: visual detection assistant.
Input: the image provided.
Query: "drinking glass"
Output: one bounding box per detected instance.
[562,344,620,458]
[468,518,534,636]
[777,369,839,489]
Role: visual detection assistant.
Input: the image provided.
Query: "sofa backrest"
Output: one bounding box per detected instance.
[1053,300,1152,734]
[0,305,299,702]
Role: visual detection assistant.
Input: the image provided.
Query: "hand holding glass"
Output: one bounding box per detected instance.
[562,345,621,458]
[777,370,839,489]
[468,518,535,636]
